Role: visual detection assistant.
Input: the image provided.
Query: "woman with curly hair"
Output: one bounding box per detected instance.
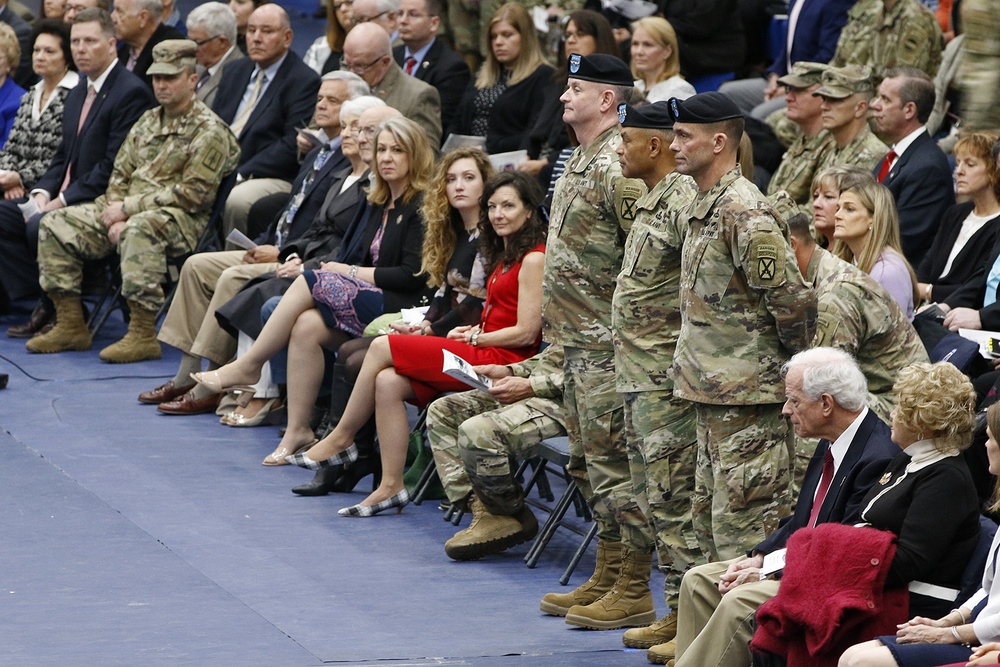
[833,175,919,319]
[285,171,547,516]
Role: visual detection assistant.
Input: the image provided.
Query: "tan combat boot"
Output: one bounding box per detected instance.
[623,610,677,648]
[647,639,676,665]
[25,294,91,354]
[540,540,623,616]
[564,548,656,629]
[99,304,161,363]
[444,497,538,561]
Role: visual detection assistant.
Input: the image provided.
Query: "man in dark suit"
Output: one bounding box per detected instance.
[186,1,243,109]
[141,74,363,414]
[212,3,320,242]
[0,0,33,88]
[393,0,469,137]
[1,8,155,336]
[647,348,899,667]
[872,66,955,267]
[111,0,184,89]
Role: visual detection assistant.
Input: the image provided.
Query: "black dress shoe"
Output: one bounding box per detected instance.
[291,466,343,496]
[7,300,55,338]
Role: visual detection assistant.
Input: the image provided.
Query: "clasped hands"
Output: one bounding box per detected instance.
[717,553,765,594]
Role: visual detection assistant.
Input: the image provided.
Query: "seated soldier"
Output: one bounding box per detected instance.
[813,65,888,173]
[24,39,240,362]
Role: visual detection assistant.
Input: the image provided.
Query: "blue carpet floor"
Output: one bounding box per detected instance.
[0,306,664,666]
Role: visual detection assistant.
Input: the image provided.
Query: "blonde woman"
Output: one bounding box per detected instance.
[0,23,25,149]
[630,16,694,102]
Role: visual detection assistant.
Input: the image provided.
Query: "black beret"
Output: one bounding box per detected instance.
[567,53,633,87]
[667,92,743,124]
[618,102,674,130]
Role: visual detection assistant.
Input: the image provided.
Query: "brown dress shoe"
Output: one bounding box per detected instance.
[138,381,195,405]
[157,391,220,415]
[7,301,55,338]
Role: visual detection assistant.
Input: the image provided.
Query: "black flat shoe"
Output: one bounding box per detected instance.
[291,466,342,496]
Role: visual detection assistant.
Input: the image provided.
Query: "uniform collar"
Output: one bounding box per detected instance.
[688,167,742,220]
[567,124,619,174]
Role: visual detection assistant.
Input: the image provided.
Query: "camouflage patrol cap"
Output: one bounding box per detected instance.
[147,39,198,76]
[667,92,742,124]
[776,61,828,89]
[618,101,674,129]
[567,53,633,86]
[813,65,874,100]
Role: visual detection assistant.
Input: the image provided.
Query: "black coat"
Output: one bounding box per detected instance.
[393,39,470,138]
[945,224,1000,330]
[657,0,746,77]
[917,202,1000,305]
[117,23,186,90]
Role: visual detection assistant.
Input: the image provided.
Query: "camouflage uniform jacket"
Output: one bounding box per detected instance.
[807,246,928,421]
[673,168,816,405]
[106,99,240,218]
[542,124,646,351]
[817,124,889,173]
[831,0,943,79]
[613,171,696,393]
[767,130,835,207]
[507,343,565,403]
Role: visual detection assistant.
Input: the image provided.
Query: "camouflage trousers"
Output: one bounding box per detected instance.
[624,390,699,609]
[563,346,651,547]
[959,0,1000,132]
[38,198,200,312]
[692,403,793,562]
[426,389,566,514]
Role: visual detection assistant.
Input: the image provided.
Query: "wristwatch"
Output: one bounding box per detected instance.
[470,331,480,346]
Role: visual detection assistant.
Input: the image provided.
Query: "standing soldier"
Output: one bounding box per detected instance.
[26,39,241,362]
[611,101,700,655]
[660,92,816,666]
[536,53,654,632]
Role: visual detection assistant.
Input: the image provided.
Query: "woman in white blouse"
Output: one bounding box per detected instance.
[630,16,695,103]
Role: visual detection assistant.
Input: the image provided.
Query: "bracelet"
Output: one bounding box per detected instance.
[470,331,480,346]
[952,608,969,624]
[349,265,358,278]
[925,284,932,302]
[951,626,970,646]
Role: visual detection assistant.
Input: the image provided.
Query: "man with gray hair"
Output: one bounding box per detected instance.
[351,0,400,43]
[186,2,243,107]
[112,0,185,89]
[659,347,898,667]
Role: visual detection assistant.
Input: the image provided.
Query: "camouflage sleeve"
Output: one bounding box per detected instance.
[123,121,240,215]
[508,344,564,400]
[105,119,143,203]
[737,208,817,354]
[603,158,644,234]
[813,286,868,354]
[895,11,943,74]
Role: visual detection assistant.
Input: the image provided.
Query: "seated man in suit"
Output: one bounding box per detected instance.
[111,0,184,89]
[25,39,240,362]
[0,7,155,337]
[138,80,373,414]
[871,66,954,267]
[213,3,320,243]
[393,0,468,135]
[648,347,898,667]
[186,2,243,108]
[344,22,441,147]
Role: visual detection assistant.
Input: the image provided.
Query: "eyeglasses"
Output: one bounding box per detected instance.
[399,10,427,19]
[192,34,222,48]
[353,9,389,23]
[64,2,89,13]
[341,56,383,74]
[333,0,353,9]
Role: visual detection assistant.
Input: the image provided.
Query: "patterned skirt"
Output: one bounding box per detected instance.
[304,269,383,337]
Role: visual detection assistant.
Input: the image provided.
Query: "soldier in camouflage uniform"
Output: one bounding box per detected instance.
[814,65,889,173]
[426,344,565,560]
[610,102,699,655]
[536,54,653,631]
[830,0,943,81]
[27,40,240,363]
[766,62,834,216]
[668,92,817,565]
[958,0,1000,134]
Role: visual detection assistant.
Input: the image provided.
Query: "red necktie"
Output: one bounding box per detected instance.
[808,449,835,527]
[877,150,897,183]
[405,56,417,75]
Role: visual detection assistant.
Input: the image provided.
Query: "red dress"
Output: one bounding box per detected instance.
[389,243,544,406]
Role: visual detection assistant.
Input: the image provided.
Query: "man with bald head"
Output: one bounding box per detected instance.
[212,3,320,241]
[351,0,400,43]
[343,22,441,146]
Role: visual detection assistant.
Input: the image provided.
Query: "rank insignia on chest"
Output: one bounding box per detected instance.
[878,472,892,485]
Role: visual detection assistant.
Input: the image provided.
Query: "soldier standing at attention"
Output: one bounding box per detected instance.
[26,39,240,362]
[667,91,816,572]
[536,53,654,632]
[610,101,701,656]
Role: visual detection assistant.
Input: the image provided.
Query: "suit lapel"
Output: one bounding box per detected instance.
[79,65,118,137]
[885,132,928,184]
[816,411,875,523]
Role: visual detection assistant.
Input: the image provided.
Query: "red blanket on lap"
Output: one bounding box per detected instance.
[751,523,910,667]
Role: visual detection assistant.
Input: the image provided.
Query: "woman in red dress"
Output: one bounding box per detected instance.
[287,171,547,517]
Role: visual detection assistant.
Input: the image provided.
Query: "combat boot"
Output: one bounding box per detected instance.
[540,540,623,616]
[99,303,161,363]
[564,548,656,629]
[623,610,677,648]
[444,496,538,561]
[647,639,676,665]
[25,294,91,353]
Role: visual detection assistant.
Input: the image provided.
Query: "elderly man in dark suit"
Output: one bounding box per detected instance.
[111,0,184,89]
[212,3,320,243]
[872,67,955,267]
[645,348,899,667]
[392,0,468,137]
[0,8,155,337]
[186,1,243,108]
